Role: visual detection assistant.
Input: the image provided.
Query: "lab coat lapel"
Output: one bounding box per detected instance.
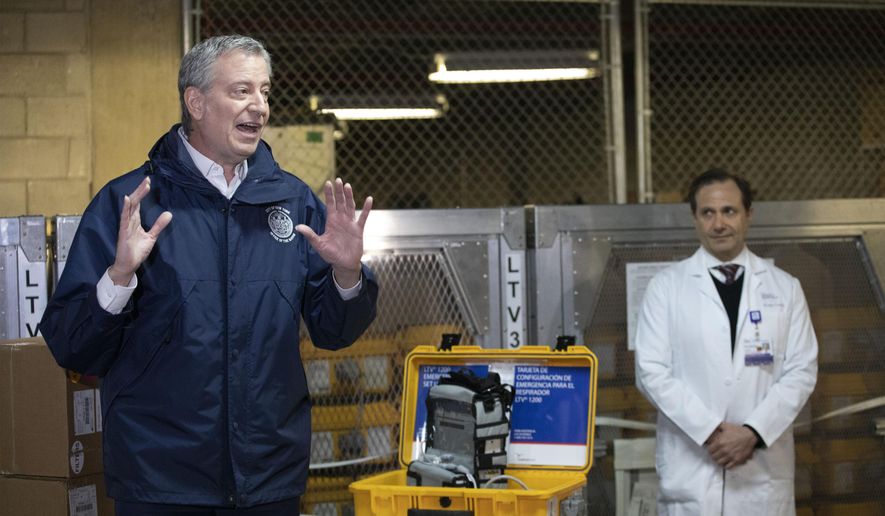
[690,249,725,312]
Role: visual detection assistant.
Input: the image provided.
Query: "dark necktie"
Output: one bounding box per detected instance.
[715,264,741,285]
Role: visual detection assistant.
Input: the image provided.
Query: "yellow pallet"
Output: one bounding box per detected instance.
[810,306,882,331]
[796,437,885,465]
[396,324,466,351]
[350,344,598,516]
[302,500,353,516]
[311,402,400,465]
[811,501,885,516]
[307,476,353,492]
[814,371,885,396]
[311,425,398,464]
[313,402,400,431]
[302,487,354,516]
[812,459,885,496]
[596,386,653,412]
[302,338,399,396]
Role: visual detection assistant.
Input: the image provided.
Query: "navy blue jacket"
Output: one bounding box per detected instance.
[39,125,378,507]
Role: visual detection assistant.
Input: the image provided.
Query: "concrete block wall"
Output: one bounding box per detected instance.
[0,0,180,219]
[0,1,91,217]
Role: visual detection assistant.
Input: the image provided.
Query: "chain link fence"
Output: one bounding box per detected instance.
[639,0,885,202]
[192,1,885,514]
[200,0,613,209]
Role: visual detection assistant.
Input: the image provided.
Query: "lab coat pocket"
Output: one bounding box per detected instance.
[655,427,706,503]
[769,308,792,370]
[765,479,795,516]
[734,479,794,516]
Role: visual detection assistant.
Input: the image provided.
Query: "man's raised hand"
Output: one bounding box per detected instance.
[295,178,372,289]
[108,177,172,286]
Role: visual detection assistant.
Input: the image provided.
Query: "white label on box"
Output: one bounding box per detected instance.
[69,484,98,516]
[361,355,389,389]
[73,389,97,436]
[310,431,334,463]
[95,388,102,432]
[313,502,336,516]
[306,360,331,394]
[367,426,393,457]
[70,440,85,474]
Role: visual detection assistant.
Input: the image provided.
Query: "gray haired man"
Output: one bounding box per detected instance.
[40,35,379,515]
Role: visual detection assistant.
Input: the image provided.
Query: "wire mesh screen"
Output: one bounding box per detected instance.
[584,237,885,514]
[299,250,475,515]
[643,2,885,201]
[199,0,612,208]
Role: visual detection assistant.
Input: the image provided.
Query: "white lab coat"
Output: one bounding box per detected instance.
[635,248,818,516]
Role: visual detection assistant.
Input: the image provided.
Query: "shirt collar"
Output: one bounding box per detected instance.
[700,246,749,269]
[702,246,749,287]
[177,127,248,181]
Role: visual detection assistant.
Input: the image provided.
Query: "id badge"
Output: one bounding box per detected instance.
[744,338,774,366]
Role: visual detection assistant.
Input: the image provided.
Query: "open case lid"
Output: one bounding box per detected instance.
[399,344,598,474]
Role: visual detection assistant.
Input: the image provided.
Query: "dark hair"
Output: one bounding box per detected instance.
[687,168,754,213]
[178,35,272,134]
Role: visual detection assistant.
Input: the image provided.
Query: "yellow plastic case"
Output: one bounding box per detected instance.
[350,344,598,516]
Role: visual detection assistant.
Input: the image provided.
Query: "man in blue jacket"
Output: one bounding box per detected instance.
[39,35,378,515]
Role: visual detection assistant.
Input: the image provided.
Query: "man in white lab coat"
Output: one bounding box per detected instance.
[635,169,818,516]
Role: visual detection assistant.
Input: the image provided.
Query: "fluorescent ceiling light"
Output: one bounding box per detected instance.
[318,108,441,120]
[429,50,599,84]
[310,94,447,121]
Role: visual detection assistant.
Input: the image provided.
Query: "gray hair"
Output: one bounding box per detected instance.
[178,35,272,134]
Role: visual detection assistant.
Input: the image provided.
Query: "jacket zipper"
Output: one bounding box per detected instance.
[222,200,237,506]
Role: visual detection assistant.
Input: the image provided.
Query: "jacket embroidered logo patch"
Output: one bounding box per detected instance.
[266,205,295,243]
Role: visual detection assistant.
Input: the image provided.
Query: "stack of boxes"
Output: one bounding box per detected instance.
[0,338,114,515]
[300,337,402,516]
[1,215,112,514]
[0,216,113,516]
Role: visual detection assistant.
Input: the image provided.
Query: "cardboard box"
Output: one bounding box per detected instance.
[0,338,103,478]
[0,473,114,516]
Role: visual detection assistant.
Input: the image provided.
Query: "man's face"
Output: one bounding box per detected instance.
[186,50,270,168]
[692,179,752,262]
